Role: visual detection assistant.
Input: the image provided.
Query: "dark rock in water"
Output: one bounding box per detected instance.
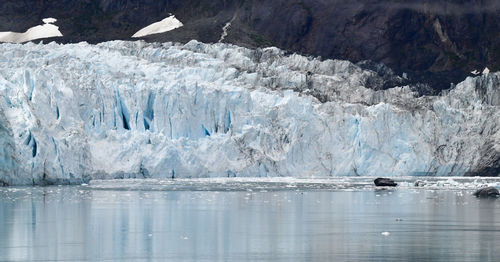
[414,180,426,187]
[473,187,500,198]
[374,178,397,187]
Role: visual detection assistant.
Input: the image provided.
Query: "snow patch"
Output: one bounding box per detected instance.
[0,18,63,43]
[42,18,58,24]
[218,22,232,43]
[219,15,237,43]
[132,15,183,38]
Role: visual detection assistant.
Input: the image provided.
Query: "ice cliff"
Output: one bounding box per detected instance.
[0,40,498,185]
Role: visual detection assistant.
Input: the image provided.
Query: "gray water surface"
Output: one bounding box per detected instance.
[1,181,500,261]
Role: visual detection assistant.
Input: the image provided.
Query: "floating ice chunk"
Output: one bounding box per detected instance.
[381,232,391,236]
[0,18,63,43]
[471,70,480,75]
[446,178,458,186]
[483,67,490,75]
[132,15,183,38]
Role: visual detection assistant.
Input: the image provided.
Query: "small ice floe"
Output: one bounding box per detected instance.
[471,70,480,75]
[483,67,490,75]
[381,232,391,236]
[0,18,63,43]
[132,15,183,38]
[435,178,458,188]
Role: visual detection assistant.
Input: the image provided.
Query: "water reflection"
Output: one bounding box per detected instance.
[1,187,500,261]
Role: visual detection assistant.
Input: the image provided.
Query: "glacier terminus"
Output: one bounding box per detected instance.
[0,40,498,185]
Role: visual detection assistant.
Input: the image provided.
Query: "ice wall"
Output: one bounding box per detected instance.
[0,40,498,185]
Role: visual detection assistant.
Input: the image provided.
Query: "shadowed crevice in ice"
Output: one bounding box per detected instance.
[143,93,155,131]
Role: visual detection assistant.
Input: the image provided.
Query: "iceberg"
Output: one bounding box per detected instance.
[0,40,498,185]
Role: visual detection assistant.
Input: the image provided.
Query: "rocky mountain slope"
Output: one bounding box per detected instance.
[1,0,499,91]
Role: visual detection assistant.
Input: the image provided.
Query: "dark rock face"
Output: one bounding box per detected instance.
[1,0,500,91]
[473,187,500,198]
[374,178,398,187]
[414,180,427,187]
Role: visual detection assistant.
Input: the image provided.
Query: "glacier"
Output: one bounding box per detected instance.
[0,40,498,185]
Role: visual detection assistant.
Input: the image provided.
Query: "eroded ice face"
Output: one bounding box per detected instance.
[0,40,498,185]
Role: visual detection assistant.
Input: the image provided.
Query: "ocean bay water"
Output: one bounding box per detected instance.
[1,178,500,261]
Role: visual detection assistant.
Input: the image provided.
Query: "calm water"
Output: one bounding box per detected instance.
[1,181,500,261]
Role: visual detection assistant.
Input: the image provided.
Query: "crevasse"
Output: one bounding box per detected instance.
[0,40,498,185]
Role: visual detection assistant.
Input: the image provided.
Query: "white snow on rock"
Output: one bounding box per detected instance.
[0,40,498,185]
[218,22,232,43]
[219,16,236,43]
[0,18,63,44]
[132,15,183,38]
[42,18,58,24]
